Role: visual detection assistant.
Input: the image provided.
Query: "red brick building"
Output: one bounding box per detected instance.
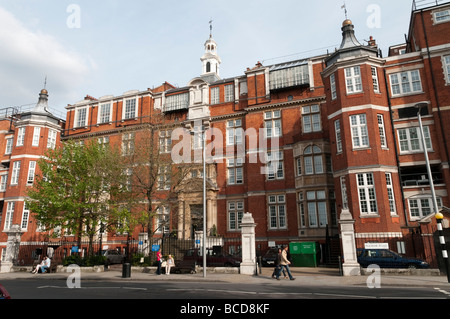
[1,1,449,265]
[0,89,64,261]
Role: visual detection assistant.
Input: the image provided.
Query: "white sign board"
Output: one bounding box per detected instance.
[364,242,389,249]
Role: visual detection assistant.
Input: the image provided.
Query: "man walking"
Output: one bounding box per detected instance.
[276,246,295,280]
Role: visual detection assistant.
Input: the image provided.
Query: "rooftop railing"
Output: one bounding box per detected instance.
[412,0,449,11]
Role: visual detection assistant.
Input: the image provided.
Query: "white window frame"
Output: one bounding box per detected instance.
[123,98,137,120]
[385,173,396,215]
[350,114,369,149]
[5,137,13,154]
[157,165,171,190]
[330,73,337,100]
[377,114,387,148]
[228,201,244,231]
[224,84,234,102]
[98,103,112,124]
[302,105,321,133]
[304,145,323,175]
[226,119,243,145]
[98,136,110,148]
[306,190,328,228]
[227,157,243,185]
[264,110,282,138]
[268,194,287,230]
[434,9,450,24]
[335,120,342,153]
[345,66,363,94]
[211,87,220,105]
[156,206,170,234]
[32,127,41,147]
[75,107,88,128]
[409,196,442,220]
[121,133,135,156]
[21,203,30,230]
[47,129,57,149]
[397,126,432,153]
[4,202,15,230]
[266,151,284,180]
[296,157,302,176]
[27,161,36,185]
[357,173,378,215]
[159,130,172,153]
[17,127,25,146]
[389,70,422,96]
[443,55,450,84]
[0,174,7,191]
[371,67,380,93]
[11,161,21,185]
[298,192,306,228]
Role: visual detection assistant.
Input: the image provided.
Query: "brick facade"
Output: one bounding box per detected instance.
[1,2,450,260]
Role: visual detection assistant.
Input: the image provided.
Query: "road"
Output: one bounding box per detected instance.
[2,278,449,299]
[2,276,449,318]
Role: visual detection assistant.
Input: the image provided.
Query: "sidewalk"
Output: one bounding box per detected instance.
[1,266,449,288]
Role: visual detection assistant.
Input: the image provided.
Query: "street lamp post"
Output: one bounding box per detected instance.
[416,103,450,282]
[416,103,440,217]
[191,123,207,278]
[202,125,207,278]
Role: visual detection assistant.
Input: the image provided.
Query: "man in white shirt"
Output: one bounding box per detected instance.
[31,256,51,274]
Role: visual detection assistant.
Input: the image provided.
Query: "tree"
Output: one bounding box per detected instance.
[26,139,131,255]
[122,120,193,240]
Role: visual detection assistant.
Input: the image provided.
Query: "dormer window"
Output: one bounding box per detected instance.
[434,9,450,24]
[75,107,88,128]
[123,98,137,120]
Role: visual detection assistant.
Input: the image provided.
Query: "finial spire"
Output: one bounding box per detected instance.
[44,75,47,90]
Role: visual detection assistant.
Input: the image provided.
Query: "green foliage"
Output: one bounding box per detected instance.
[62,254,106,266]
[130,253,152,266]
[26,140,134,241]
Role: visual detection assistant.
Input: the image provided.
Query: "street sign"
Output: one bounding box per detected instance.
[364,242,389,249]
[151,245,160,252]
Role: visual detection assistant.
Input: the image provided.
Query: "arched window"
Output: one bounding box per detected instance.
[304,145,323,175]
[206,62,211,73]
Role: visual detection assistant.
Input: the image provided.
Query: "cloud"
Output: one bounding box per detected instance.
[0,6,92,111]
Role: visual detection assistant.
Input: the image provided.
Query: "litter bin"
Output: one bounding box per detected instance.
[122,263,131,278]
[289,242,318,267]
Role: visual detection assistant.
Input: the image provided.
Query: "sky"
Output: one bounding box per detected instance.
[0,0,416,117]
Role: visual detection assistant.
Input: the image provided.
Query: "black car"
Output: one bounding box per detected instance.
[178,248,241,268]
[102,249,125,264]
[357,248,429,269]
[261,248,279,267]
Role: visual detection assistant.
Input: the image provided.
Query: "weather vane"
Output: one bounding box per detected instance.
[341,1,348,19]
[209,18,213,37]
[44,76,47,89]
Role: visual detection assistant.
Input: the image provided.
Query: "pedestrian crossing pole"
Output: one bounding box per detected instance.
[436,213,450,283]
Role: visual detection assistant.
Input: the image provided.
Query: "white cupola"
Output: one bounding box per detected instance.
[201,22,221,78]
